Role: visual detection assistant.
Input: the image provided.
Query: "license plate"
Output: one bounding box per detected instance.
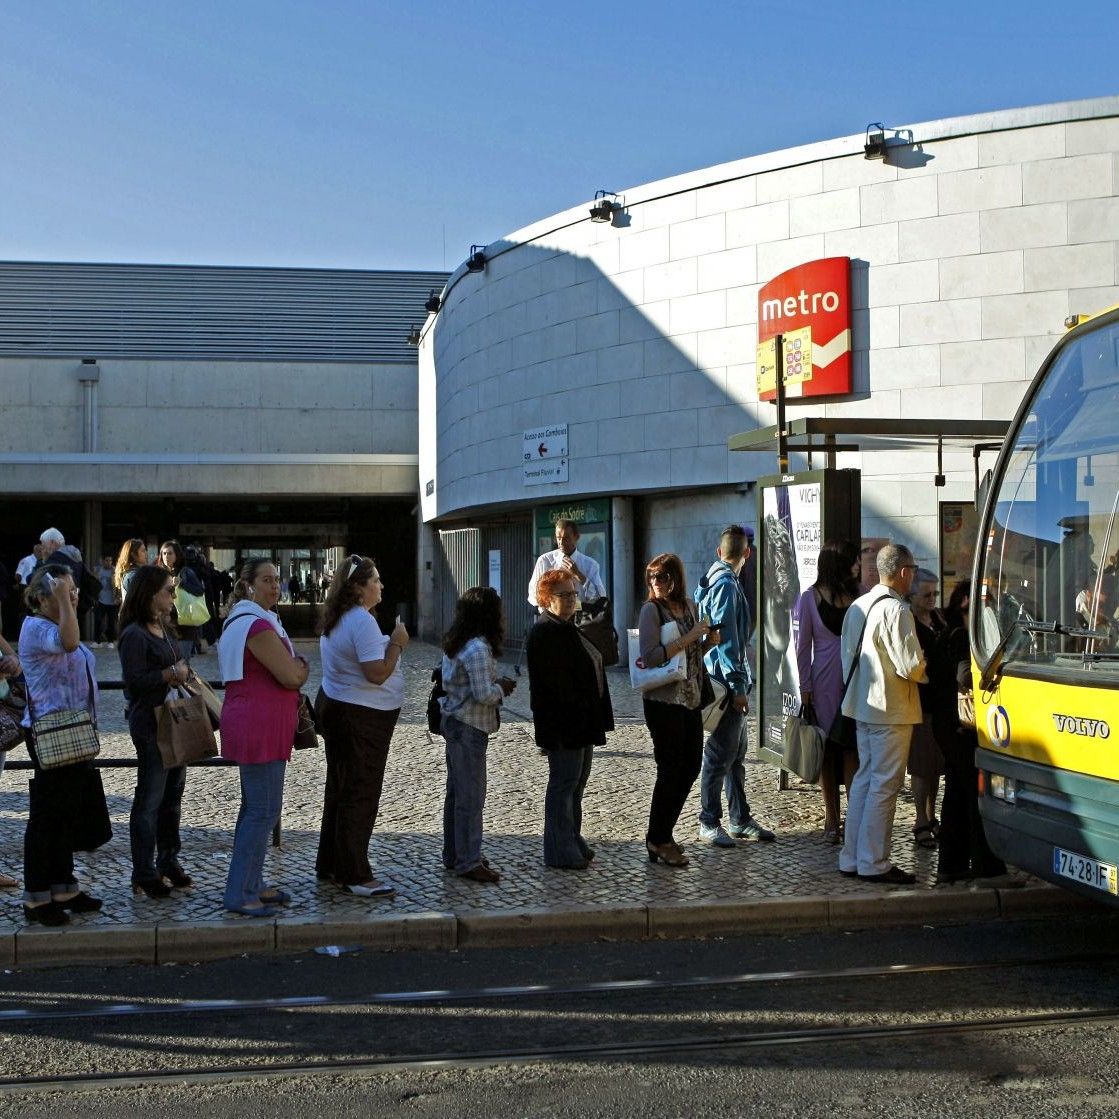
[1052,846,1119,895]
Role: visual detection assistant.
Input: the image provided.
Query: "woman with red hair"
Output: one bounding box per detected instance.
[526,568,613,869]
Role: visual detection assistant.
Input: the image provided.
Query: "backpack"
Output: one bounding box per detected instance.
[426,665,446,736]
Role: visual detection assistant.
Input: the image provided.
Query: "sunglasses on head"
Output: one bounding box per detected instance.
[346,554,363,581]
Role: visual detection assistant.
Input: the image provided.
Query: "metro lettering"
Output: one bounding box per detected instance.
[761,289,842,322]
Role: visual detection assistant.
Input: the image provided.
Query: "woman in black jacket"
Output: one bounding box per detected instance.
[117,565,193,898]
[526,568,613,869]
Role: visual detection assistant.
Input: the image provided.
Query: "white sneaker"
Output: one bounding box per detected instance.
[698,823,737,848]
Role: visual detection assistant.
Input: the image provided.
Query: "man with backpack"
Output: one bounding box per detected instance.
[694,525,776,847]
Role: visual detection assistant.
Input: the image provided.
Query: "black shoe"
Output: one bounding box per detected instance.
[163,866,193,888]
[839,868,859,878]
[858,866,917,885]
[25,901,70,926]
[132,878,172,898]
[58,891,102,913]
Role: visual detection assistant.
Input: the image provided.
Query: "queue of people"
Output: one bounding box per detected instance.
[0,521,1010,927]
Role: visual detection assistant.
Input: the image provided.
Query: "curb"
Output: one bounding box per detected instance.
[2,883,1107,968]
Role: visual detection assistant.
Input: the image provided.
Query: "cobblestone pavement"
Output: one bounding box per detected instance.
[0,640,948,933]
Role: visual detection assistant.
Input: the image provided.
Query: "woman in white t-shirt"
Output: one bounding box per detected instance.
[315,555,409,897]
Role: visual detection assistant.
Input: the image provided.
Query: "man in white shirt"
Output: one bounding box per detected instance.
[837,544,927,885]
[15,545,41,585]
[527,520,606,610]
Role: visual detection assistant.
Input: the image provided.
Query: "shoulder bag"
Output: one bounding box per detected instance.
[782,699,825,783]
[0,678,27,753]
[576,597,619,667]
[293,692,320,749]
[628,601,687,693]
[156,685,218,767]
[27,658,101,770]
[828,595,887,751]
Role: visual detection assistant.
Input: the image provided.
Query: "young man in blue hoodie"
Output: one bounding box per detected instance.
[694,525,776,846]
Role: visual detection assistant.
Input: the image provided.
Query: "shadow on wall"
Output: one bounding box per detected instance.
[429,231,885,581]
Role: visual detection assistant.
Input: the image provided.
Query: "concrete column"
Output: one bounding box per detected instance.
[416,518,440,642]
[82,499,102,642]
[611,496,634,657]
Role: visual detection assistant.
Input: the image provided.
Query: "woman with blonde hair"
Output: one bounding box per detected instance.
[113,538,148,603]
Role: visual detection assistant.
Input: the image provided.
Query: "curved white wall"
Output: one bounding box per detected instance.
[421,97,1119,553]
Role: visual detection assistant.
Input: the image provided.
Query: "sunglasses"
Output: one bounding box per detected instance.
[648,572,671,584]
[346,554,363,581]
[554,590,579,600]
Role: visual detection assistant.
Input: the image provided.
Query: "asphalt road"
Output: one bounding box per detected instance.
[1,914,1117,1117]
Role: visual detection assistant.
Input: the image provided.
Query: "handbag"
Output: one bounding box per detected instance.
[185,671,223,731]
[156,686,218,767]
[782,700,826,783]
[0,678,26,752]
[293,692,320,749]
[427,665,446,737]
[576,598,619,667]
[958,690,976,729]
[628,620,686,693]
[174,585,211,627]
[68,768,113,852]
[828,596,887,752]
[27,659,101,770]
[701,674,730,733]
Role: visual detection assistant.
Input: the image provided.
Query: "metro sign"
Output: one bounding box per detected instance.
[756,256,852,400]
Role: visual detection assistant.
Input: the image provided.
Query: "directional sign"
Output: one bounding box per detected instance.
[523,423,569,486]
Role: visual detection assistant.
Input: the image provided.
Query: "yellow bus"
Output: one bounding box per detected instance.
[973,303,1119,904]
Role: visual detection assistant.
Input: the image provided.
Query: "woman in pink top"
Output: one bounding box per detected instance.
[794,540,862,844]
[218,559,308,917]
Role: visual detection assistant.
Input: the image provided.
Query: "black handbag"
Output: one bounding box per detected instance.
[576,597,619,667]
[828,596,887,751]
[293,693,320,749]
[427,665,446,736]
[70,769,113,852]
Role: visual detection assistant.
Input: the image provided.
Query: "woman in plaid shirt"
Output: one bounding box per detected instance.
[440,587,515,883]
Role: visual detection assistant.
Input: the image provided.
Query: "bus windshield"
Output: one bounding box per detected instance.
[976,314,1119,680]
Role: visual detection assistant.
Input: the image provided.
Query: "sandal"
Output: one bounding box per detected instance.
[912,823,938,849]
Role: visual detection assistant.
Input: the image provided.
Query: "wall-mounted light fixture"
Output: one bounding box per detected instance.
[466,245,487,272]
[589,190,621,222]
[864,123,887,159]
[424,289,442,313]
[406,324,421,346]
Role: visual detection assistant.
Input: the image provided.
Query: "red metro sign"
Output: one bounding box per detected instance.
[756,256,852,401]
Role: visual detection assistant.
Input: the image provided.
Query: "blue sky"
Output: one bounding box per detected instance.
[2,1,1117,272]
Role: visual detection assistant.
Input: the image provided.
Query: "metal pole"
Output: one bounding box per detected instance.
[775,334,788,473]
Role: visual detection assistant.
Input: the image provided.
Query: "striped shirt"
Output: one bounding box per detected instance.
[441,636,505,734]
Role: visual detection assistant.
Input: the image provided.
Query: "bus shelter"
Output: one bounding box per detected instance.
[728,417,1010,772]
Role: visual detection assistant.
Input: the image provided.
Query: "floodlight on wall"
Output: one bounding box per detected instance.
[589,190,621,222]
[864,123,887,159]
[466,245,487,272]
[424,289,442,313]
[406,324,421,346]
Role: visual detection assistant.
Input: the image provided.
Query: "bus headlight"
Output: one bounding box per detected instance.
[990,774,1017,803]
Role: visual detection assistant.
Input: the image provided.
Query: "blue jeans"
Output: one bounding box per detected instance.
[129,728,186,882]
[698,704,752,828]
[224,760,286,910]
[543,747,594,867]
[442,715,489,874]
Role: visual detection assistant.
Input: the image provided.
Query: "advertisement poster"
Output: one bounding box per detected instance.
[759,481,822,754]
[939,502,978,602]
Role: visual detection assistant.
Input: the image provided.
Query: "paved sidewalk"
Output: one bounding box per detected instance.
[0,641,1085,964]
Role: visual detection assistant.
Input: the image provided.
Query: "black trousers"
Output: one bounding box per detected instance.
[643,698,704,845]
[23,737,84,898]
[935,719,1006,879]
[315,694,399,885]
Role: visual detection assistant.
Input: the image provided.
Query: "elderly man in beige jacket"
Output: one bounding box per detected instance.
[838,544,927,884]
